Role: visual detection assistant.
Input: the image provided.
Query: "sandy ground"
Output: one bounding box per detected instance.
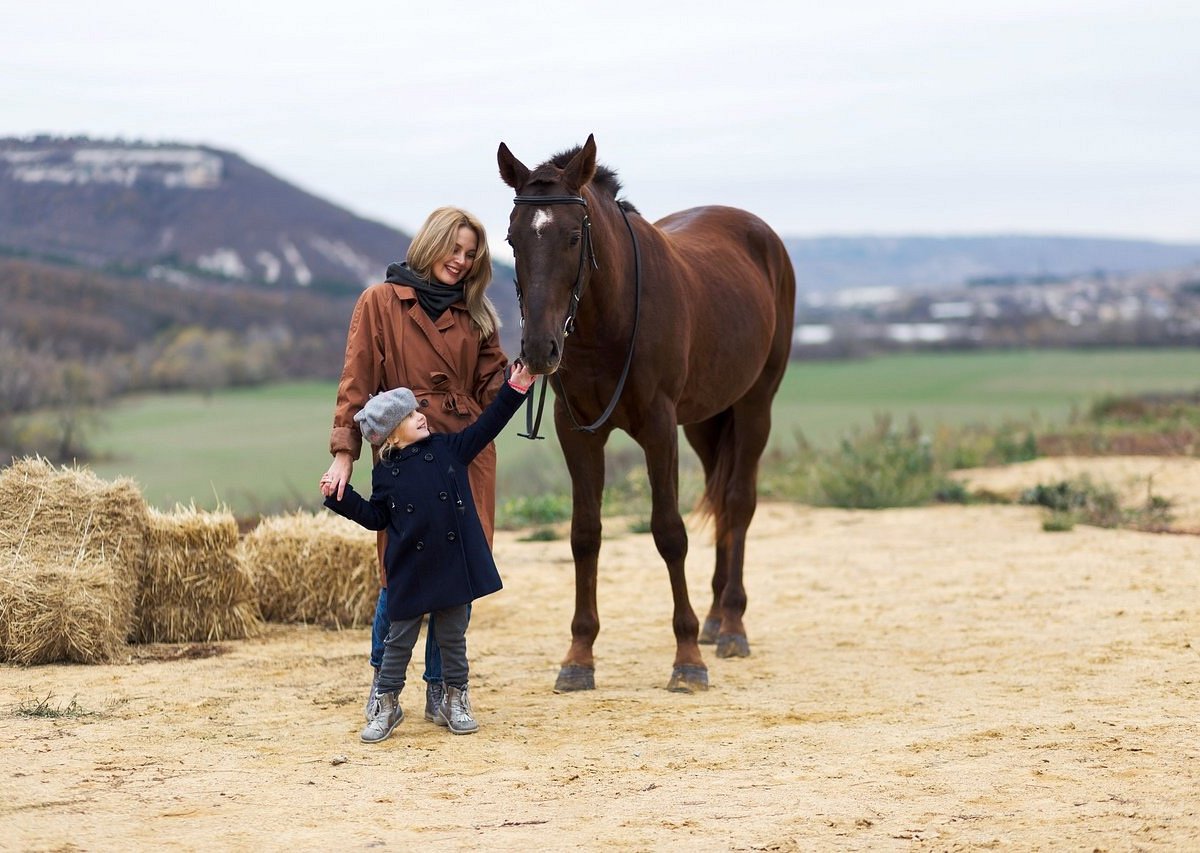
[2,457,1198,851]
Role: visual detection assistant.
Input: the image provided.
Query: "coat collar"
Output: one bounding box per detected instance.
[388,284,465,368]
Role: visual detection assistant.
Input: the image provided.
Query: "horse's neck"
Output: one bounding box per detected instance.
[577,203,641,337]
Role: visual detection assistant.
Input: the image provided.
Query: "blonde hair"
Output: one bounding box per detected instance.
[406,206,500,340]
[378,414,413,460]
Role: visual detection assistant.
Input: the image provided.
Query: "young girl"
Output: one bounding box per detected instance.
[321,207,509,725]
[321,362,536,743]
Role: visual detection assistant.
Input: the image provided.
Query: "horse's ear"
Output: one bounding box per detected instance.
[562,134,597,193]
[497,142,530,191]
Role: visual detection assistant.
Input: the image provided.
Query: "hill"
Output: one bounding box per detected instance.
[0,135,523,352]
[0,136,406,292]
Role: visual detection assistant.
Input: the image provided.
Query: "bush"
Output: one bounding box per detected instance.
[812,416,959,509]
[498,493,572,528]
[1019,477,1173,532]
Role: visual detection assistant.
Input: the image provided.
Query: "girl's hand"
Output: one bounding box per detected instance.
[508,361,539,392]
[321,452,353,500]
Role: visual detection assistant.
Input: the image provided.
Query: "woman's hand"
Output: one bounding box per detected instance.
[320,452,353,500]
[508,361,539,392]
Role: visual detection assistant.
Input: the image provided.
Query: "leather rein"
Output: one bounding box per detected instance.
[511,193,642,439]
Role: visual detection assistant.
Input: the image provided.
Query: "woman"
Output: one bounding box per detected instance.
[323,206,508,725]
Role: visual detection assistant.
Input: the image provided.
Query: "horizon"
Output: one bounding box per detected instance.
[5,132,1200,273]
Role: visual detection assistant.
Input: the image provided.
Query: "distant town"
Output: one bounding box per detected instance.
[793,265,1200,356]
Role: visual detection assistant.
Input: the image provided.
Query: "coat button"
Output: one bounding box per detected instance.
[391,468,398,476]
[439,491,448,501]
[406,504,414,513]
[416,541,424,551]
[446,532,456,542]
[424,452,434,461]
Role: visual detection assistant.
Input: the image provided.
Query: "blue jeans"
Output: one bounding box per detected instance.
[369,588,471,682]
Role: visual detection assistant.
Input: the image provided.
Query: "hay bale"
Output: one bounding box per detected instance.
[240,511,376,628]
[0,550,138,665]
[0,457,147,664]
[135,506,263,643]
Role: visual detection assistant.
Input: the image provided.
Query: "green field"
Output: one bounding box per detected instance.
[86,349,1200,515]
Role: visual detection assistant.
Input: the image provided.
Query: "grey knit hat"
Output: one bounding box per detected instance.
[355,388,418,445]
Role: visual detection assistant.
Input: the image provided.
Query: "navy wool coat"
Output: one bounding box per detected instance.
[324,383,528,621]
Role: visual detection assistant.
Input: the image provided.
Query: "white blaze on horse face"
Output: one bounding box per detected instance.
[532,208,553,238]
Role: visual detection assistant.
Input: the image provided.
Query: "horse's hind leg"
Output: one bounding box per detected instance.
[683,412,731,646]
[687,387,778,658]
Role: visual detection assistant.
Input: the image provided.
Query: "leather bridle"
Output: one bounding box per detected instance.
[511,194,597,338]
[510,192,642,438]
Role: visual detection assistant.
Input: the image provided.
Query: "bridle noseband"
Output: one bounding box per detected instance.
[511,194,598,337]
[510,192,642,439]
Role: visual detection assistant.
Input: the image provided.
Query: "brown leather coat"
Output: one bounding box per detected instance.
[330,281,508,543]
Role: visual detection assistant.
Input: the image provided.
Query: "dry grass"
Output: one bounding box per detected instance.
[239,510,377,629]
[135,505,263,643]
[0,457,147,664]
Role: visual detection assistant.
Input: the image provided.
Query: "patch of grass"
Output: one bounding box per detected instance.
[1040,390,1200,456]
[499,493,572,529]
[763,416,966,509]
[935,420,1040,470]
[1020,477,1174,532]
[1042,511,1076,532]
[518,526,561,542]
[76,350,1200,514]
[15,693,93,719]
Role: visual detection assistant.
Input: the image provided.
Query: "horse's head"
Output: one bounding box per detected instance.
[497,134,598,375]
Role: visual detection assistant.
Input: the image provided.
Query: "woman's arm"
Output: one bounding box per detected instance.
[472,327,509,408]
[326,289,386,498]
[330,289,385,460]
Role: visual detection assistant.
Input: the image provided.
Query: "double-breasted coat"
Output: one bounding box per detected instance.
[324,383,528,622]
[329,280,508,545]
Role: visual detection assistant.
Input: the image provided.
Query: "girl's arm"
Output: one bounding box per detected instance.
[450,367,538,463]
[322,481,390,531]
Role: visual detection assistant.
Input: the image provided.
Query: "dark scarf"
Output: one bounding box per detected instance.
[384,262,465,320]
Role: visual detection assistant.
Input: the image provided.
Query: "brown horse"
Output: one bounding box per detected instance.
[497,135,795,692]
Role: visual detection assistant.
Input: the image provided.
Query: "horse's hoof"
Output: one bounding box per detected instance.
[698,617,721,644]
[554,664,595,692]
[715,634,751,658]
[666,664,709,693]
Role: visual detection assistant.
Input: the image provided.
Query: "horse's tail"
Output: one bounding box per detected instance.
[694,411,737,537]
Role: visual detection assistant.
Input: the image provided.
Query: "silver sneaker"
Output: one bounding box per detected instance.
[425,681,447,725]
[360,690,403,743]
[364,668,381,722]
[439,684,478,735]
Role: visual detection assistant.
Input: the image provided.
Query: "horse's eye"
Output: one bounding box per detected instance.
[569,232,581,247]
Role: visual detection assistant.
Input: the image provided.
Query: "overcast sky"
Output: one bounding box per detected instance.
[4,0,1199,259]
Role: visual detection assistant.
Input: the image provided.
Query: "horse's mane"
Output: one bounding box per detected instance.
[534,145,639,214]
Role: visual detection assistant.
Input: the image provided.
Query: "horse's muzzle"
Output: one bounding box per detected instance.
[520,336,562,375]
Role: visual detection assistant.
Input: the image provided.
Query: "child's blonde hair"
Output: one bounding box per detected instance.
[378,414,413,460]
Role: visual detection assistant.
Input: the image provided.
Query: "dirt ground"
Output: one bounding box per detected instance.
[2,456,1198,851]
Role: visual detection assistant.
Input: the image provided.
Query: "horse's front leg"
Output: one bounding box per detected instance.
[553,420,608,692]
[639,411,708,692]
